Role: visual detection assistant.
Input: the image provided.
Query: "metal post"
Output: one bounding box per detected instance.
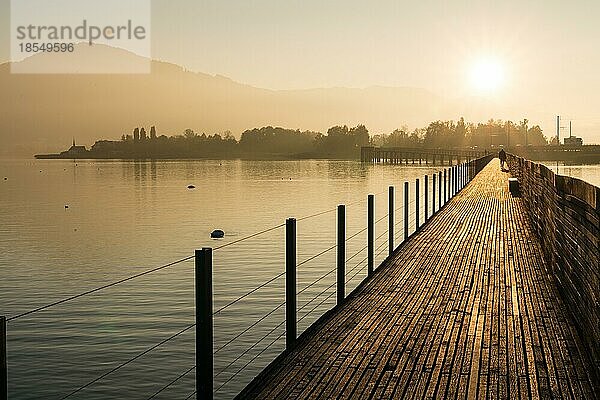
[285,218,297,350]
[453,166,456,195]
[388,186,394,255]
[455,166,458,194]
[467,162,470,182]
[404,182,409,240]
[469,161,472,181]
[444,169,447,203]
[450,167,454,197]
[337,205,346,305]
[1,316,6,400]
[456,166,459,193]
[448,166,455,199]
[195,248,213,400]
[432,173,436,214]
[452,166,456,196]
[368,195,374,276]
[445,168,448,201]
[451,166,455,195]
[415,179,420,229]
[438,171,442,209]
[424,175,429,221]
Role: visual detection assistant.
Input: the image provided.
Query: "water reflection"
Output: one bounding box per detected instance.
[541,161,600,186]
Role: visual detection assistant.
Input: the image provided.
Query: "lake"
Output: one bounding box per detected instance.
[1,158,450,400]
[3,158,599,399]
[541,161,600,186]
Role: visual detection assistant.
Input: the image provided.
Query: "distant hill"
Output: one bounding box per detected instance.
[0,44,512,156]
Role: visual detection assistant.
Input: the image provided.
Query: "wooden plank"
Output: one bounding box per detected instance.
[237,160,599,400]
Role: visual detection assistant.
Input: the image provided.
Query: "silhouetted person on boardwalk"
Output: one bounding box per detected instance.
[499,148,507,170]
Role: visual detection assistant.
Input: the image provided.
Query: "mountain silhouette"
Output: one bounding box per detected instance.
[1,44,508,156]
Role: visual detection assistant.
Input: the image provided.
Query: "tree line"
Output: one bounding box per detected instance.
[111,124,370,158]
[95,118,548,159]
[371,118,547,149]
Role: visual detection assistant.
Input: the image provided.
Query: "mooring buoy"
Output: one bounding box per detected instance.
[211,229,225,238]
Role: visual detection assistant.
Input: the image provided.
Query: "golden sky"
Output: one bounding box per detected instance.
[1,0,599,142]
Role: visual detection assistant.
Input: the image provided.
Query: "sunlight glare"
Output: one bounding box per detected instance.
[469,58,505,94]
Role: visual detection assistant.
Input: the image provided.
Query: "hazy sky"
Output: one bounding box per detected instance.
[1,0,599,142]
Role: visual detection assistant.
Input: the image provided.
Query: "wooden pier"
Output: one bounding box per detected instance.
[361,146,488,165]
[239,161,599,399]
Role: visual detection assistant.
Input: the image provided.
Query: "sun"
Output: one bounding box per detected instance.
[469,58,505,94]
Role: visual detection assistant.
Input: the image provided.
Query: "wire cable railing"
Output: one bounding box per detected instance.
[215,249,370,393]
[2,159,490,400]
[298,243,374,328]
[298,281,340,327]
[345,243,368,265]
[213,223,286,251]
[6,256,194,322]
[297,266,336,296]
[297,285,336,325]
[146,365,196,400]
[6,189,390,324]
[213,300,285,355]
[9,169,459,327]
[296,243,336,269]
[214,318,286,389]
[212,271,285,316]
[298,249,366,323]
[259,228,391,377]
[374,232,390,259]
[184,390,197,400]
[147,210,391,396]
[345,254,370,285]
[215,328,287,394]
[295,188,386,223]
[211,220,391,390]
[60,322,196,399]
[394,199,417,228]
[212,228,386,394]
[201,170,461,397]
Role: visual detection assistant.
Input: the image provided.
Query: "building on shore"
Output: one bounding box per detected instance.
[564,136,583,146]
[61,139,88,157]
[91,140,121,156]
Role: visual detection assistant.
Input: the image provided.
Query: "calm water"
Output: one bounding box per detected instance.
[541,162,600,187]
[1,158,447,400]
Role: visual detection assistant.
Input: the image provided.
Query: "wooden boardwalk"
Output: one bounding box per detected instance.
[239,161,599,399]
[360,146,487,165]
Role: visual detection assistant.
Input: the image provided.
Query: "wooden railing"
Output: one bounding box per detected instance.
[507,154,600,372]
[361,146,489,164]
